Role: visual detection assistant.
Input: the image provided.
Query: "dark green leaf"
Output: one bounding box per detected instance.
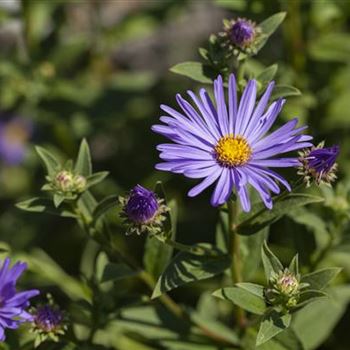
[237,194,324,236]
[75,139,92,176]
[256,310,291,346]
[35,146,60,176]
[53,194,65,208]
[301,267,341,290]
[93,195,119,222]
[235,282,265,298]
[288,254,299,275]
[213,285,266,315]
[16,198,76,218]
[170,61,215,84]
[101,263,139,283]
[262,241,283,281]
[296,290,328,308]
[152,244,230,299]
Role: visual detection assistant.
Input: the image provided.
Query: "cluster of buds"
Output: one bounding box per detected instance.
[220,18,262,54]
[120,184,169,236]
[265,269,307,309]
[298,142,339,187]
[46,170,87,196]
[30,297,67,347]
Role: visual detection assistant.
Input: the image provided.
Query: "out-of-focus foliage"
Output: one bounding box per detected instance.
[0,0,350,349]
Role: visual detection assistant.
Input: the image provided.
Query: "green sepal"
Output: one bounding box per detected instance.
[74,138,92,176]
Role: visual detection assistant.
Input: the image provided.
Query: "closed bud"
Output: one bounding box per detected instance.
[73,174,87,193]
[54,170,75,193]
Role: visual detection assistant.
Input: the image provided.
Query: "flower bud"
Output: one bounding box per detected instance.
[120,184,169,235]
[230,19,256,48]
[298,142,339,187]
[54,170,75,193]
[73,174,87,193]
[265,269,301,309]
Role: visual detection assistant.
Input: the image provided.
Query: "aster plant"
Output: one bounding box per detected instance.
[16,8,345,350]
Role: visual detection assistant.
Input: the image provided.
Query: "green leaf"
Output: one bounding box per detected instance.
[152,244,230,299]
[93,195,119,222]
[301,267,341,290]
[213,285,266,315]
[170,61,215,84]
[75,139,92,176]
[53,194,65,208]
[255,12,287,52]
[296,290,328,308]
[292,285,350,350]
[288,254,299,275]
[256,64,278,84]
[16,197,76,218]
[35,146,60,176]
[86,171,109,189]
[262,241,283,280]
[101,263,139,283]
[271,85,301,100]
[256,310,291,346]
[235,282,265,298]
[237,194,324,236]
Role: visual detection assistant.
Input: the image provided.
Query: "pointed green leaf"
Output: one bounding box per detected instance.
[237,194,324,236]
[152,244,230,299]
[101,263,139,283]
[288,254,299,275]
[35,146,60,176]
[295,289,328,308]
[256,64,278,84]
[255,12,287,52]
[271,85,301,100]
[213,286,266,315]
[75,139,92,176]
[256,310,291,346]
[301,267,341,290]
[53,194,65,208]
[86,171,109,189]
[262,241,283,281]
[16,198,76,218]
[170,61,215,84]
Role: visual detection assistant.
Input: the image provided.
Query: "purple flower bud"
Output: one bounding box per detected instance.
[299,143,340,186]
[306,145,339,175]
[125,185,159,224]
[33,305,64,333]
[230,19,255,47]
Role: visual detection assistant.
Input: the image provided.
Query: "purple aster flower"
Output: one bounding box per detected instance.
[152,74,313,212]
[0,257,39,341]
[120,185,169,235]
[230,19,256,47]
[0,117,33,165]
[298,142,339,186]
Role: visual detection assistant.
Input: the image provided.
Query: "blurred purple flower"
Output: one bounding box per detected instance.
[33,304,64,333]
[0,117,33,165]
[0,257,39,341]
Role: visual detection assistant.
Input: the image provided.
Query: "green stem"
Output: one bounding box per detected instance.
[227,199,247,329]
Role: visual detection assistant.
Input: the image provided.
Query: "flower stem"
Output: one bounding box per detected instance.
[227,199,247,329]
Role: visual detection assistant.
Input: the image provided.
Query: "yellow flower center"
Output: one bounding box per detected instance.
[214,135,252,167]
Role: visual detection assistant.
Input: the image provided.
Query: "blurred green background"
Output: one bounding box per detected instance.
[0,0,350,349]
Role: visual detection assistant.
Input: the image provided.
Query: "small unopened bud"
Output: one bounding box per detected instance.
[265,269,301,309]
[120,184,169,235]
[73,175,87,193]
[54,171,74,193]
